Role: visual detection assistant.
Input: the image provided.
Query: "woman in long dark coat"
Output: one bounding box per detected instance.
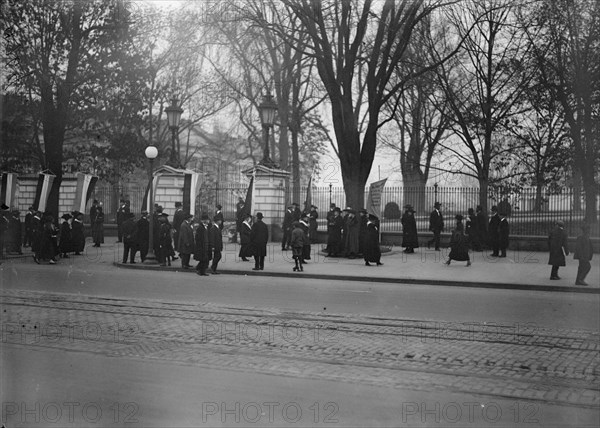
[548,220,569,280]
[446,215,471,266]
[90,200,104,247]
[39,213,59,264]
[401,205,419,253]
[71,212,85,255]
[59,213,73,257]
[344,210,360,258]
[308,206,318,243]
[465,208,481,251]
[364,214,382,266]
[250,212,269,270]
[239,214,253,261]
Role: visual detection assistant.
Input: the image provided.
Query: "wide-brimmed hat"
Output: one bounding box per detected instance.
[216,204,222,210]
[333,207,341,213]
[256,212,264,219]
[329,203,336,208]
[404,204,414,210]
[556,220,565,227]
[311,205,318,209]
[61,213,72,220]
[368,214,379,221]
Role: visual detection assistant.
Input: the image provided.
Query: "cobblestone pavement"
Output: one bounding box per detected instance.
[2,289,599,410]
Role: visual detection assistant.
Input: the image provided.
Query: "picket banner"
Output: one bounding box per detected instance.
[33,173,55,212]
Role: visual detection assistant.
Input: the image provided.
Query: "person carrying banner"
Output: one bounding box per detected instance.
[239,213,253,262]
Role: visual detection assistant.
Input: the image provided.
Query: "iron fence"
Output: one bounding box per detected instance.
[88,183,597,237]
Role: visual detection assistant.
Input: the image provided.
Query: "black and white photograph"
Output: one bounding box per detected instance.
[1,0,599,426]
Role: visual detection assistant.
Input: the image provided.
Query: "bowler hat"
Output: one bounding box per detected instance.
[256,212,264,219]
[434,201,441,208]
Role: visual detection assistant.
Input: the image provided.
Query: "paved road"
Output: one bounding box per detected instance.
[1,259,599,427]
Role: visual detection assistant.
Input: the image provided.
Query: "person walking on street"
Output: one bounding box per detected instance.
[401,204,418,254]
[59,213,73,258]
[251,212,268,271]
[90,200,104,247]
[291,221,306,272]
[548,220,569,280]
[574,224,593,286]
[209,216,224,274]
[281,204,294,251]
[488,206,500,256]
[194,213,211,276]
[178,213,195,269]
[239,213,253,262]
[427,202,444,251]
[445,214,471,267]
[498,211,509,257]
[364,214,383,266]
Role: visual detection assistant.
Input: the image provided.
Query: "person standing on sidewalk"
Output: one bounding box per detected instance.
[574,224,593,286]
[548,220,569,280]
[136,210,149,262]
[239,213,253,262]
[234,198,245,244]
[308,205,318,244]
[178,213,195,269]
[466,207,481,251]
[498,211,510,257]
[327,207,343,257]
[427,202,444,251]
[209,215,224,274]
[71,211,84,256]
[401,204,418,254]
[445,215,471,267]
[488,205,500,256]
[157,213,173,266]
[90,200,104,248]
[281,204,294,251]
[59,213,73,258]
[172,201,186,254]
[291,221,305,272]
[194,213,211,276]
[299,213,311,263]
[115,199,129,243]
[364,214,383,266]
[23,206,34,247]
[251,212,268,271]
[121,212,138,264]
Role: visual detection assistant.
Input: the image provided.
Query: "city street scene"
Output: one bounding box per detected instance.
[1,0,599,427]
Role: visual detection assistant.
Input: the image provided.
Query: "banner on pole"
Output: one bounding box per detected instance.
[33,173,55,212]
[303,175,313,213]
[72,173,98,214]
[366,178,388,218]
[244,172,255,216]
[142,175,161,213]
[183,172,201,216]
[1,173,18,208]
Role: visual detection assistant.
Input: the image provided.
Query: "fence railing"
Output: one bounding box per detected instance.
[90,184,598,237]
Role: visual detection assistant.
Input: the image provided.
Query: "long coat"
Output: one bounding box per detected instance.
[178,221,195,255]
[40,221,58,260]
[401,212,419,248]
[574,235,593,262]
[488,214,500,243]
[498,218,510,249]
[193,223,211,262]
[449,227,470,261]
[90,206,104,244]
[363,222,381,263]
[548,225,569,266]
[344,216,360,255]
[136,217,149,251]
[59,221,73,254]
[71,219,85,252]
[208,223,223,253]
[291,226,305,257]
[239,221,254,257]
[31,216,42,253]
[429,209,444,232]
[122,218,138,246]
[308,210,318,243]
[250,220,269,257]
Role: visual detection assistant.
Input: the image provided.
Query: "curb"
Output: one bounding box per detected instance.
[113,262,599,294]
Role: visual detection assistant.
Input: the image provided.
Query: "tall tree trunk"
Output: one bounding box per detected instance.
[291,128,300,205]
[402,171,427,214]
[478,178,489,216]
[572,161,582,213]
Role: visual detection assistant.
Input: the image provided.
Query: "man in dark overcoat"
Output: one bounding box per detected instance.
[178,213,195,269]
[488,205,500,256]
[427,202,444,251]
[209,216,223,274]
[59,213,73,258]
[401,204,419,254]
[90,200,104,247]
[281,204,294,251]
[116,199,130,243]
[574,224,593,286]
[308,205,318,244]
[498,211,510,258]
[71,211,85,255]
[251,212,269,271]
[326,207,344,257]
[23,206,34,247]
[364,214,382,266]
[194,213,211,276]
[548,220,569,280]
[172,201,186,253]
[136,210,149,262]
[122,212,138,264]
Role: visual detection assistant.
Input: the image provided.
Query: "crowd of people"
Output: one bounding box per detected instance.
[0,197,594,285]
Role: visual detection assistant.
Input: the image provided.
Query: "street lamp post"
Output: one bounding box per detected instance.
[144,146,159,265]
[434,182,439,202]
[257,93,278,169]
[165,96,183,168]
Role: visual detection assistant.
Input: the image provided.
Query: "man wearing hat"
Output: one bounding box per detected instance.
[172,201,186,254]
[364,214,383,266]
[239,213,253,262]
[121,212,138,263]
[325,203,337,252]
[308,205,318,243]
[326,207,344,257]
[548,220,569,280]
[251,212,269,270]
[194,213,211,276]
[178,213,195,269]
[401,205,418,254]
[136,210,150,262]
[488,205,500,256]
[281,204,294,251]
[90,200,104,247]
[157,213,173,266]
[427,202,444,251]
[0,203,9,259]
[71,211,85,255]
[59,213,73,258]
[498,210,509,257]
[214,204,224,225]
[234,198,245,244]
[116,198,130,243]
[208,215,223,273]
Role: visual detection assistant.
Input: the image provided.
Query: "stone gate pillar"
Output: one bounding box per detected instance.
[244,165,290,242]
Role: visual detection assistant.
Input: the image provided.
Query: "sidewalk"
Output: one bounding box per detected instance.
[109,238,598,294]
